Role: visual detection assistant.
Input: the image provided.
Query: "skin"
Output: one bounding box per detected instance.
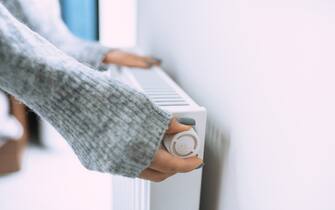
[104,52,203,181]
[103,50,161,68]
[139,118,204,182]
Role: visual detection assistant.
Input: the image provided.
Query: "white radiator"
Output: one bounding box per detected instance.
[108,67,207,210]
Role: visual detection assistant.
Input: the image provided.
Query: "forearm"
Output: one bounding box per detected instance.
[0,4,171,177]
[0,0,112,68]
[54,36,112,68]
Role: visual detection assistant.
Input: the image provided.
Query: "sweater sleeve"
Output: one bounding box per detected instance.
[0,3,172,177]
[0,0,112,68]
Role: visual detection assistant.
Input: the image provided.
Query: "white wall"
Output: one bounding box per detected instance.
[99,0,137,47]
[137,0,335,210]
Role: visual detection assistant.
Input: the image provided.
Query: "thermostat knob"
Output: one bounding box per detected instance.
[163,128,199,158]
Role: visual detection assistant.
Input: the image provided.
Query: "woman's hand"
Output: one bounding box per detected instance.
[103,50,161,68]
[139,118,204,182]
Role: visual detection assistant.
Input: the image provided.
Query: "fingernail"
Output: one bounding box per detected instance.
[196,163,205,169]
[178,118,196,126]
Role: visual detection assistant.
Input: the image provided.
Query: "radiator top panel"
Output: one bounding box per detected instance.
[109,67,203,113]
[130,70,190,107]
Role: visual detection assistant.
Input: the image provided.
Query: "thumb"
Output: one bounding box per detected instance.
[166,118,192,135]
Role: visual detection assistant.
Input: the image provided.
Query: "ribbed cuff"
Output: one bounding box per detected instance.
[83,42,111,69]
[32,69,172,177]
[62,37,113,71]
[117,101,172,177]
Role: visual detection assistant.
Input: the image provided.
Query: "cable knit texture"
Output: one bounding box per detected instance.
[0,0,111,69]
[0,3,172,177]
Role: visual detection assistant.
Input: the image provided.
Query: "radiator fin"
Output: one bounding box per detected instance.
[131,70,190,107]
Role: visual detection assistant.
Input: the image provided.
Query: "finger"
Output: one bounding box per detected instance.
[121,55,151,68]
[127,59,151,68]
[149,149,203,173]
[122,54,160,69]
[143,56,161,66]
[130,56,158,68]
[139,168,175,182]
[104,51,157,68]
[166,118,192,134]
[110,53,150,68]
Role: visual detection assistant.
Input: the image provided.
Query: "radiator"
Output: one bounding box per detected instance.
[108,66,207,210]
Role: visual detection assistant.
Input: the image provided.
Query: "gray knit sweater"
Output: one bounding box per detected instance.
[0,3,171,177]
[0,0,111,68]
